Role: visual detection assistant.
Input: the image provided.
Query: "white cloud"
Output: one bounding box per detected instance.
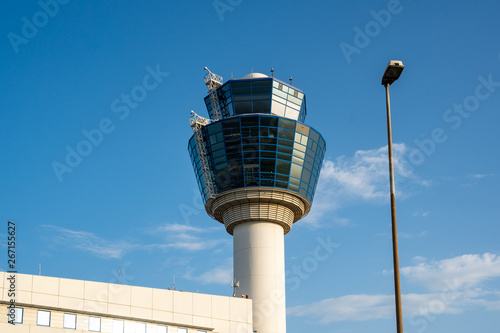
[185,258,233,285]
[150,223,229,252]
[287,293,462,323]
[303,143,427,226]
[469,173,494,179]
[401,253,500,291]
[40,225,135,259]
[289,252,500,324]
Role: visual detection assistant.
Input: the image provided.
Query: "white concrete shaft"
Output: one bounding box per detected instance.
[233,221,286,333]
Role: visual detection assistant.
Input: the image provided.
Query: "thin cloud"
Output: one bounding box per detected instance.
[400,253,500,291]
[185,258,233,285]
[303,143,428,226]
[40,225,136,259]
[289,252,500,324]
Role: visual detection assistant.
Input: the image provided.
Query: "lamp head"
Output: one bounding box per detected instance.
[382,60,404,86]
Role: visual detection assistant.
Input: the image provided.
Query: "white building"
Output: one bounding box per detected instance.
[1,272,252,333]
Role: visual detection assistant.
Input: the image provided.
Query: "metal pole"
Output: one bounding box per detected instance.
[385,83,404,333]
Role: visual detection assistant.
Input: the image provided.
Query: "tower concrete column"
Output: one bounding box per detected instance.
[233,222,286,333]
[207,188,308,333]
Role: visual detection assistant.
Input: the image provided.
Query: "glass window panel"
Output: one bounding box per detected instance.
[301,135,308,145]
[285,109,300,120]
[207,121,222,135]
[299,188,308,196]
[276,181,288,189]
[231,81,251,88]
[223,118,240,129]
[241,116,259,127]
[242,137,258,144]
[89,317,101,332]
[276,174,289,182]
[278,145,293,154]
[282,85,289,93]
[250,127,259,136]
[11,307,23,324]
[309,129,320,142]
[286,131,295,140]
[271,100,285,117]
[300,182,309,191]
[235,101,251,114]
[292,156,303,165]
[289,184,300,192]
[298,92,304,99]
[232,87,251,95]
[279,118,295,130]
[278,128,287,138]
[290,177,300,186]
[112,320,124,333]
[253,100,270,113]
[288,95,302,105]
[260,127,268,136]
[260,116,278,127]
[234,95,252,101]
[261,180,274,186]
[252,79,272,87]
[272,94,287,105]
[277,153,292,161]
[156,326,168,333]
[261,144,276,151]
[261,173,275,180]
[243,144,259,152]
[278,139,293,148]
[136,323,146,333]
[302,169,312,183]
[261,151,276,159]
[63,313,77,329]
[273,80,280,88]
[293,149,305,159]
[260,159,275,172]
[276,160,291,174]
[290,163,302,178]
[252,86,272,94]
[37,310,50,326]
[294,142,307,152]
[229,160,243,174]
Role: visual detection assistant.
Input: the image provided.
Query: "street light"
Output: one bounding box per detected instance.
[382,60,405,333]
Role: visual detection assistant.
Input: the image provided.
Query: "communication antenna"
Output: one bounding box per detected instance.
[231,280,240,297]
[118,267,121,284]
[289,76,293,85]
[271,67,274,77]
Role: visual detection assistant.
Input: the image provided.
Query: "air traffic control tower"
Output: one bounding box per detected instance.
[188,68,326,333]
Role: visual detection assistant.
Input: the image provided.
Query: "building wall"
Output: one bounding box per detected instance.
[0,272,252,333]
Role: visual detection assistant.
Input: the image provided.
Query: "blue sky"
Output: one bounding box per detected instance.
[1,0,500,332]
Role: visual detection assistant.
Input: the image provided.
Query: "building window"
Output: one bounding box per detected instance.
[37,310,51,326]
[135,322,146,333]
[112,320,124,333]
[63,313,77,329]
[8,307,23,324]
[178,329,188,333]
[198,331,208,333]
[89,317,101,332]
[157,326,168,333]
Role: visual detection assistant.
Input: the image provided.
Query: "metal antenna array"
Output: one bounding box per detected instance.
[189,111,215,199]
[203,67,223,121]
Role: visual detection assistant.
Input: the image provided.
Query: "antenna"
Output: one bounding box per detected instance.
[251,67,253,73]
[289,76,293,85]
[173,274,176,290]
[271,67,274,77]
[118,267,121,284]
[231,280,240,297]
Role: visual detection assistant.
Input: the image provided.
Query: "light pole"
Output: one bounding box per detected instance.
[382,60,405,333]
